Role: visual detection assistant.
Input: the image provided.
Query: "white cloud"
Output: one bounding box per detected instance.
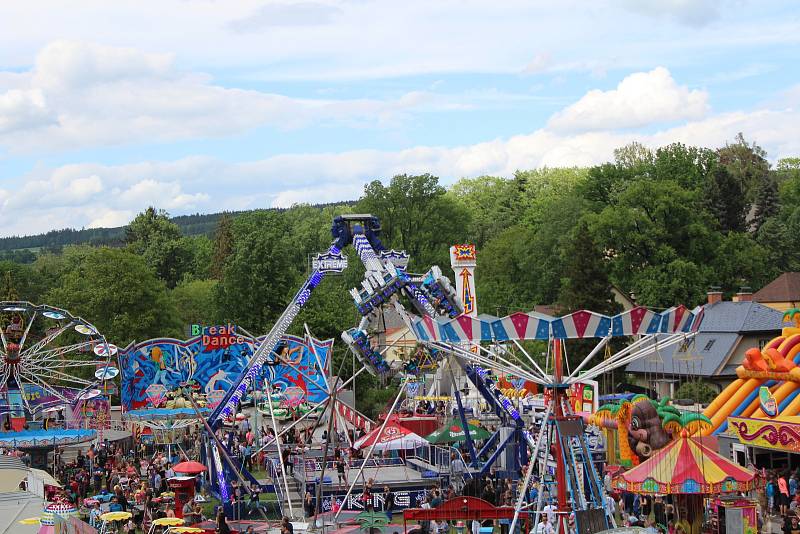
[0,41,440,153]
[547,67,709,132]
[86,209,135,229]
[0,1,795,83]
[522,53,552,75]
[0,88,55,134]
[2,85,799,237]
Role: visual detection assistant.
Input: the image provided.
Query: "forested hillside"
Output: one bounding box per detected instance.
[2,134,799,416]
[0,201,357,257]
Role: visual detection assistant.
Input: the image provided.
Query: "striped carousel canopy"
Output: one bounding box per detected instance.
[613,430,758,495]
[411,305,702,343]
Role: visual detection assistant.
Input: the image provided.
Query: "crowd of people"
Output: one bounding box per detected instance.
[11,400,797,534]
[763,468,800,533]
[19,435,212,533]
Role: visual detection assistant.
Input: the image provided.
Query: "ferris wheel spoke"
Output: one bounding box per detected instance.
[28,359,109,369]
[0,321,7,353]
[24,341,96,361]
[21,365,95,386]
[18,370,72,402]
[17,310,38,353]
[20,320,78,357]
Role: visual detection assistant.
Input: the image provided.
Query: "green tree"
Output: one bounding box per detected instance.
[751,175,780,233]
[674,380,718,404]
[125,206,182,244]
[558,219,618,314]
[589,178,716,296]
[651,143,716,190]
[717,133,770,202]
[125,207,194,288]
[211,213,234,280]
[476,225,540,314]
[448,176,522,248]
[755,217,795,272]
[188,235,213,281]
[613,141,654,169]
[214,211,297,332]
[704,165,747,233]
[709,233,773,296]
[171,279,218,328]
[44,246,182,346]
[357,174,469,270]
[0,261,45,302]
[630,259,709,308]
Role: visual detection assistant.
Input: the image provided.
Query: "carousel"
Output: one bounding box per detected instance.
[613,429,760,534]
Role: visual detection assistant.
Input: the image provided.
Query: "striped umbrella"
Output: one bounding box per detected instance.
[613,430,759,495]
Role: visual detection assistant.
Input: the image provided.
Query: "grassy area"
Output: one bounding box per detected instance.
[249,467,270,480]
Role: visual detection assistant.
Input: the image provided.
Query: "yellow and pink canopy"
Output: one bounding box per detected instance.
[614,430,759,495]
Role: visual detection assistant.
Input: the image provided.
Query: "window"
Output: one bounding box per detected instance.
[703,339,716,351]
[759,339,770,350]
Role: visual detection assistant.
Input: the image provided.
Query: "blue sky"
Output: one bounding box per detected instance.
[0,0,799,236]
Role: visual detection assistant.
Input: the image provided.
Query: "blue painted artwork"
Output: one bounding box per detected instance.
[118,329,331,411]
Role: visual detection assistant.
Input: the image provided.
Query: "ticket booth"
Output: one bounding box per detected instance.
[168,476,196,519]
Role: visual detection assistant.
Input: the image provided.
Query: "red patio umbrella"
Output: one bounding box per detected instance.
[173,461,208,474]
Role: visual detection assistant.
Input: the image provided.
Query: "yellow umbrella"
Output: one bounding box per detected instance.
[153,517,185,526]
[100,511,132,522]
[18,518,40,525]
[168,528,204,533]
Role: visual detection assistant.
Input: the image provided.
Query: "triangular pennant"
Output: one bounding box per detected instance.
[510,312,529,339]
[571,310,591,338]
[457,315,474,340]
[630,307,647,333]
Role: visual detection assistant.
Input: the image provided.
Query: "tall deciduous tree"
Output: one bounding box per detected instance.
[752,176,780,233]
[558,219,618,314]
[44,246,182,345]
[171,279,218,328]
[717,132,769,202]
[125,207,194,288]
[211,213,234,280]
[448,176,522,248]
[214,211,296,333]
[357,174,469,270]
[704,165,748,233]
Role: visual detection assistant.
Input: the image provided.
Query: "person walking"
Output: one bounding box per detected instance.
[336,454,347,490]
[768,476,778,516]
[216,509,232,534]
[780,472,791,516]
[384,486,395,522]
[304,491,315,519]
[449,452,466,493]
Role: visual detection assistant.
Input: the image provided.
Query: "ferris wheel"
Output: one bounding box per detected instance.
[0,301,116,411]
